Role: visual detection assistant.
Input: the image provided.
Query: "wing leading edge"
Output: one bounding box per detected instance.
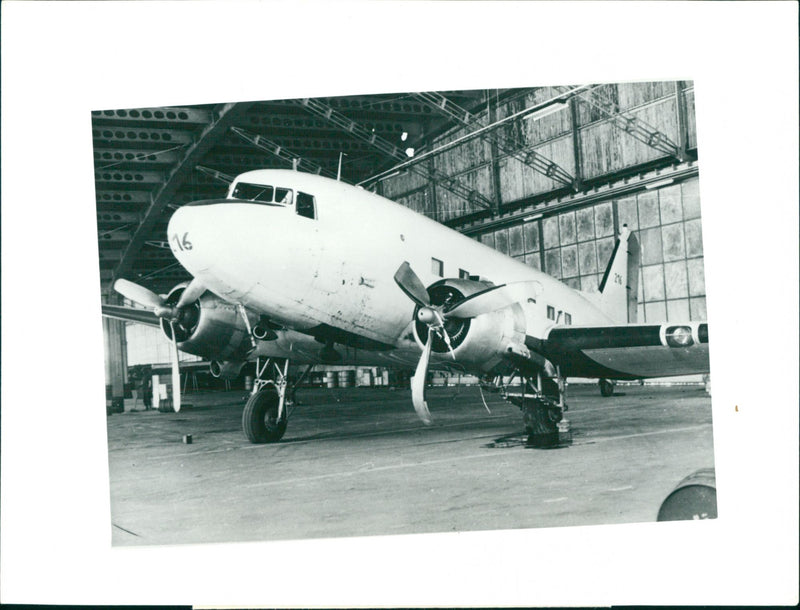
[529,322,709,379]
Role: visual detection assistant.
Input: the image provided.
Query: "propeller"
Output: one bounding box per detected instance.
[393,262,541,424]
[114,277,206,413]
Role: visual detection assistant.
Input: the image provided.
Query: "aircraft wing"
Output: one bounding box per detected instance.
[101,304,161,327]
[530,322,709,379]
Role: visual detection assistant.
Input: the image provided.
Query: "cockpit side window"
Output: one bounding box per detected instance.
[275,187,293,205]
[296,192,316,220]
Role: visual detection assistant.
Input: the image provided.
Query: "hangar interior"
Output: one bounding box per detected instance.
[96,82,703,408]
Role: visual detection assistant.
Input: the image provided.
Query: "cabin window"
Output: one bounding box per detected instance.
[547,305,556,320]
[564,312,572,325]
[458,268,470,280]
[431,257,444,277]
[296,192,316,219]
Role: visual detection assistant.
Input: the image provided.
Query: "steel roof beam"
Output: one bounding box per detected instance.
[242,111,407,136]
[110,102,254,292]
[92,106,213,126]
[94,147,183,168]
[92,127,194,147]
[413,91,575,188]
[232,127,338,179]
[561,85,682,160]
[296,98,493,210]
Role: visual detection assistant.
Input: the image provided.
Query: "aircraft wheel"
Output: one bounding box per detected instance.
[599,378,614,397]
[242,386,287,443]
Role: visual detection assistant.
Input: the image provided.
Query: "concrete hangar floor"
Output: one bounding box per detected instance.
[107,383,714,546]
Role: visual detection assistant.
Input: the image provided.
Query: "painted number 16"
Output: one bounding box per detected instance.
[171,232,193,251]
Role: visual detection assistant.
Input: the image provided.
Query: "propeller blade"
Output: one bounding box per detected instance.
[175,277,205,310]
[393,262,430,307]
[444,281,541,319]
[114,279,164,309]
[168,321,182,413]
[410,334,433,424]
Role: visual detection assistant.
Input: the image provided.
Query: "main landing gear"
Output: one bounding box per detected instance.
[502,369,569,448]
[242,358,312,443]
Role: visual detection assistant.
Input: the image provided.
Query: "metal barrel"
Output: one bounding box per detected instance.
[657,468,717,521]
[338,370,355,388]
[325,371,338,389]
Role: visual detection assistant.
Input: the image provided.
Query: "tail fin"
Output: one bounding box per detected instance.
[598,226,640,323]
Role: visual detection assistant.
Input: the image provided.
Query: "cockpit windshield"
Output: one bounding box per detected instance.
[231,182,293,206]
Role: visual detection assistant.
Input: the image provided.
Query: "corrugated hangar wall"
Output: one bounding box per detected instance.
[381,81,704,324]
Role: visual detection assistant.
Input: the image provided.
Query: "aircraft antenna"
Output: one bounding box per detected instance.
[337,152,347,181]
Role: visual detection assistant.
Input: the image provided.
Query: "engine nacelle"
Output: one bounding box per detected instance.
[209,360,247,379]
[413,279,527,374]
[159,283,255,362]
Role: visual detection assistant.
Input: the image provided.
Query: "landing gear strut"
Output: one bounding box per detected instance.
[503,369,568,448]
[242,358,313,443]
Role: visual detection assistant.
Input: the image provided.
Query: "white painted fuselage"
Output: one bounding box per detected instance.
[167,169,615,368]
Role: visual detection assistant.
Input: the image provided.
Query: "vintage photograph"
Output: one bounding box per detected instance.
[96,82,716,546]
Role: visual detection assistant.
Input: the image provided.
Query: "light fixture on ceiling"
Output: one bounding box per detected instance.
[405,147,415,158]
[401,131,408,142]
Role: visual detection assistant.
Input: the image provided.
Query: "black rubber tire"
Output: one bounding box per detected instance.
[242,387,287,443]
[599,378,614,397]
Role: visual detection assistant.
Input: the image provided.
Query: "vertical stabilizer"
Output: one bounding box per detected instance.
[598,226,640,323]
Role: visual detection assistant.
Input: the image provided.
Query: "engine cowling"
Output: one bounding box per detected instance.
[158,283,255,362]
[413,279,527,374]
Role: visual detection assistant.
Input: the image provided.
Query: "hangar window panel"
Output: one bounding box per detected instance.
[563,278,580,290]
[644,300,667,323]
[578,241,598,275]
[524,252,541,271]
[664,261,689,299]
[642,264,666,302]
[544,249,562,278]
[659,185,683,224]
[639,227,664,265]
[689,296,707,321]
[494,228,509,255]
[580,274,599,293]
[596,236,616,271]
[431,257,444,277]
[559,211,577,244]
[523,221,540,253]
[667,299,690,322]
[681,178,702,219]
[687,258,706,297]
[684,219,704,258]
[576,207,595,241]
[480,232,495,248]
[561,245,578,278]
[296,192,316,220]
[637,191,660,228]
[542,216,560,249]
[615,197,638,232]
[662,223,686,262]
[508,225,524,256]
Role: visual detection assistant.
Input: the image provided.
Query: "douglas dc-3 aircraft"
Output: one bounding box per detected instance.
[103,168,710,445]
